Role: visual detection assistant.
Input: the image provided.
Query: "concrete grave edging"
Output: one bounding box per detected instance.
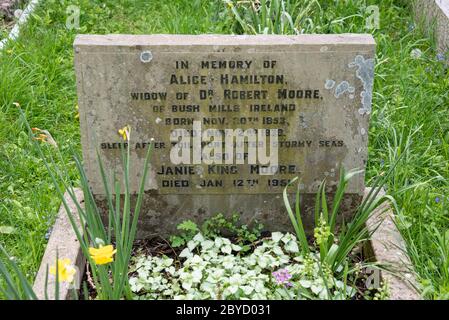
[33,188,421,300]
[32,189,85,300]
[363,188,421,300]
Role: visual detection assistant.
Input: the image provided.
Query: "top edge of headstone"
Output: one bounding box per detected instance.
[74,34,376,48]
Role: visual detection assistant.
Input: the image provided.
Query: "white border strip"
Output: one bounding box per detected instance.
[0,0,40,51]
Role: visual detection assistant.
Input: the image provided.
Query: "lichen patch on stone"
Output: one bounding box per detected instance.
[334,81,355,98]
[349,55,375,115]
[324,79,336,90]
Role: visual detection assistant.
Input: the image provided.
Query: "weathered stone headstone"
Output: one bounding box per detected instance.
[74,34,375,237]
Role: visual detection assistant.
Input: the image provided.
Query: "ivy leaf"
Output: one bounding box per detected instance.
[187,240,197,251]
[231,244,242,252]
[192,269,203,283]
[311,284,323,295]
[228,285,239,295]
[179,247,192,258]
[193,233,204,243]
[284,240,299,253]
[201,240,214,250]
[214,237,223,248]
[272,245,284,256]
[257,255,269,268]
[271,232,283,242]
[241,285,254,295]
[162,258,174,267]
[221,245,232,255]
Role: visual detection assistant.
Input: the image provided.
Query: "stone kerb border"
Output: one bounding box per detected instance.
[363,188,421,300]
[32,189,85,300]
[33,188,421,300]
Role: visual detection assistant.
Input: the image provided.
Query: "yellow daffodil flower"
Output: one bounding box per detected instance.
[49,258,76,283]
[118,125,130,141]
[89,245,116,265]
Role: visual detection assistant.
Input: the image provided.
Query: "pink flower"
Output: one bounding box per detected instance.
[272,269,293,287]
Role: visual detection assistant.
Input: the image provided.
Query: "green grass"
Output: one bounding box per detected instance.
[0,0,448,299]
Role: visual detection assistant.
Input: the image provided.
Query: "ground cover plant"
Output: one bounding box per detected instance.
[130,231,362,300]
[128,169,393,300]
[0,0,448,299]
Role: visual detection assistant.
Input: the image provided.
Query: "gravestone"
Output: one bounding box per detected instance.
[74,34,375,237]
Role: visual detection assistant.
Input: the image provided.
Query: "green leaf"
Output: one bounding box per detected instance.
[283,177,310,255]
[177,220,198,233]
[169,236,185,248]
